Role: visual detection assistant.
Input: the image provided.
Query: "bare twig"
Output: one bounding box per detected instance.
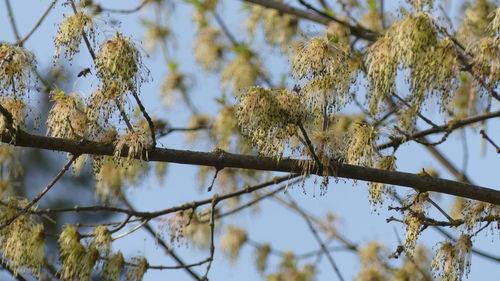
[284,195,345,281]
[14,0,57,46]
[0,154,78,230]
[131,89,156,148]
[377,110,500,150]
[100,0,150,14]
[241,0,378,41]
[5,0,21,40]
[201,200,217,280]
[119,195,203,281]
[480,129,500,153]
[112,219,149,240]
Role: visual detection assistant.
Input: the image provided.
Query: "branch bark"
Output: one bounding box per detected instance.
[3,129,500,205]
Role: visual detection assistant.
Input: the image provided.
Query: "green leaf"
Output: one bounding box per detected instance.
[215,94,226,105]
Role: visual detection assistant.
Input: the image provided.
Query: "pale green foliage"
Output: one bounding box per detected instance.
[191,0,219,30]
[212,106,238,150]
[95,34,145,88]
[254,243,270,273]
[94,156,149,203]
[126,256,148,281]
[368,155,396,209]
[58,224,98,280]
[449,73,478,118]
[407,0,434,11]
[0,198,45,277]
[220,225,247,263]
[161,209,213,248]
[403,193,429,257]
[161,67,190,108]
[458,0,495,44]
[53,13,94,64]
[291,37,353,112]
[462,201,500,234]
[142,20,170,54]
[268,251,316,281]
[221,47,264,94]
[0,146,23,178]
[236,86,303,157]
[246,4,298,51]
[431,235,472,281]
[0,44,36,97]
[114,126,151,163]
[91,226,112,256]
[394,246,432,281]
[94,157,123,202]
[0,97,28,131]
[46,89,88,139]
[103,251,124,281]
[366,13,458,129]
[184,114,211,145]
[324,21,351,45]
[345,123,379,167]
[194,27,225,71]
[470,36,500,88]
[355,242,392,281]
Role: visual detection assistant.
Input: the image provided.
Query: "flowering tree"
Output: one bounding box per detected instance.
[1,0,500,280]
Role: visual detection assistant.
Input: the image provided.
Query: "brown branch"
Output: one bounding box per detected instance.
[0,153,78,230]
[119,195,203,281]
[2,129,500,205]
[377,110,500,150]
[99,0,150,14]
[5,0,21,41]
[0,259,28,281]
[241,0,378,41]
[14,0,57,46]
[285,195,345,281]
[201,200,217,280]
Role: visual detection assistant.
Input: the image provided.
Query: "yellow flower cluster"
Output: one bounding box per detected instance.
[53,13,94,64]
[220,226,247,263]
[0,198,45,277]
[291,37,352,112]
[58,225,98,280]
[0,44,36,97]
[46,90,88,139]
[432,235,472,281]
[236,86,303,157]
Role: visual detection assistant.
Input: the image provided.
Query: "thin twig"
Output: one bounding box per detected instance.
[426,197,454,223]
[5,0,21,40]
[15,0,57,46]
[69,0,97,60]
[112,219,149,240]
[0,154,78,230]
[119,195,203,281]
[100,0,150,14]
[202,200,217,280]
[377,110,500,150]
[131,89,156,148]
[284,195,345,281]
[480,129,500,152]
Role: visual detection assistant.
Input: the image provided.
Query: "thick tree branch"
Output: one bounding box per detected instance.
[2,129,500,205]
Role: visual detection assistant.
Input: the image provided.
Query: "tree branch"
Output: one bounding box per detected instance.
[2,129,500,205]
[0,153,78,230]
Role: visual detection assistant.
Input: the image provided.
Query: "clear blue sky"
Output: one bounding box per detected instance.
[1,1,500,280]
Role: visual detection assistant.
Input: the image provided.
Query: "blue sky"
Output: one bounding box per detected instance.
[1,1,500,280]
